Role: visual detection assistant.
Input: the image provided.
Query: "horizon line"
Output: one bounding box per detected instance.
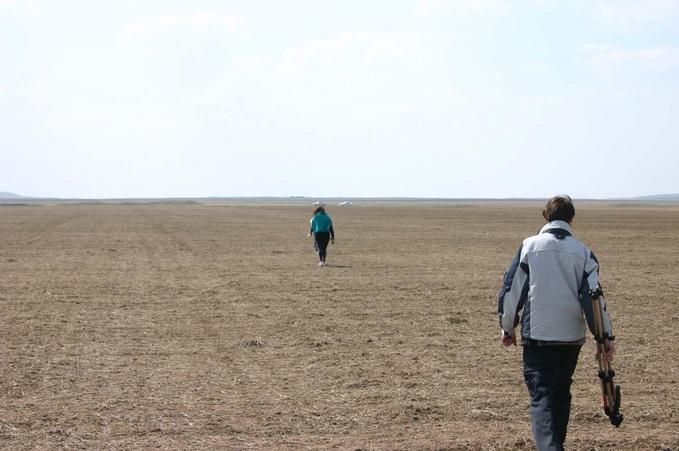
[2,194,679,203]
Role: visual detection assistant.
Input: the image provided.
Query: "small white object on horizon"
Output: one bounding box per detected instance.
[313,201,326,206]
[339,201,353,206]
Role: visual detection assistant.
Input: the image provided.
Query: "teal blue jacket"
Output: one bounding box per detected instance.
[310,212,334,237]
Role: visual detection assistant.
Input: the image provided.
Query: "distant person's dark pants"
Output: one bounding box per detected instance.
[523,345,582,451]
[313,232,330,262]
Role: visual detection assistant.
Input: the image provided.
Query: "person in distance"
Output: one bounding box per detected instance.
[308,206,335,266]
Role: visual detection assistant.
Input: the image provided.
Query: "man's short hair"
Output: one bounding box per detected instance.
[543,195,575,223]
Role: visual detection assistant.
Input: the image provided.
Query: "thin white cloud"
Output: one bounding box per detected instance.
[523,60,548,71]
[0,0,37,15]
[587,0,679,30]
[418,0,679,26]
[117,11,244,44]
[275,31,421,73]
[586,45,679,74]
[417,0,508,16]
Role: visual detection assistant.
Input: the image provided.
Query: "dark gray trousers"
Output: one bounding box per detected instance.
[523,345,581,451]
[313,232,330,261]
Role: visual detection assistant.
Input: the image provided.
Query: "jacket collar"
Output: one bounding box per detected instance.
[539,220,573,236]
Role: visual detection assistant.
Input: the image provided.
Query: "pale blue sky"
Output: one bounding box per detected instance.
[2,0,678,198]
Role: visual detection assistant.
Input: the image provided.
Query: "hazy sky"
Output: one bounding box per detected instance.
[2,0,678,198]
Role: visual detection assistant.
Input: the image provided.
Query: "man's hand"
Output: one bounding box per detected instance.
[307,233,312,238]
[501,331,517,347]
[602,341,616,363]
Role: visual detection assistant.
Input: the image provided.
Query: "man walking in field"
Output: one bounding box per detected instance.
[498,195,616,451]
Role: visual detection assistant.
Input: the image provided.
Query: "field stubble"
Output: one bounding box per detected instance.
[0,203,678,450]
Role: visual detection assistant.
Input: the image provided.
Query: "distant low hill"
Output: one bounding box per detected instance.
[1,192,678,202]
[631,194,679,201]
[0,192,24,199]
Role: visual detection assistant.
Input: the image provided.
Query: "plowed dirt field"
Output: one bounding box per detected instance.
[1,202,678,450]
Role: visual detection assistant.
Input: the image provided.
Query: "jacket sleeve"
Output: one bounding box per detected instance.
[579,250,614,338]
[498,244,530,336]
[329,225,335,239]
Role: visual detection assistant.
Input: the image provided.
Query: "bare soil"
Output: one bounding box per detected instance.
[1,203,678,450]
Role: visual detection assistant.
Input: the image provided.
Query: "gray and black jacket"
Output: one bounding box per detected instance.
[498,220,613,344]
